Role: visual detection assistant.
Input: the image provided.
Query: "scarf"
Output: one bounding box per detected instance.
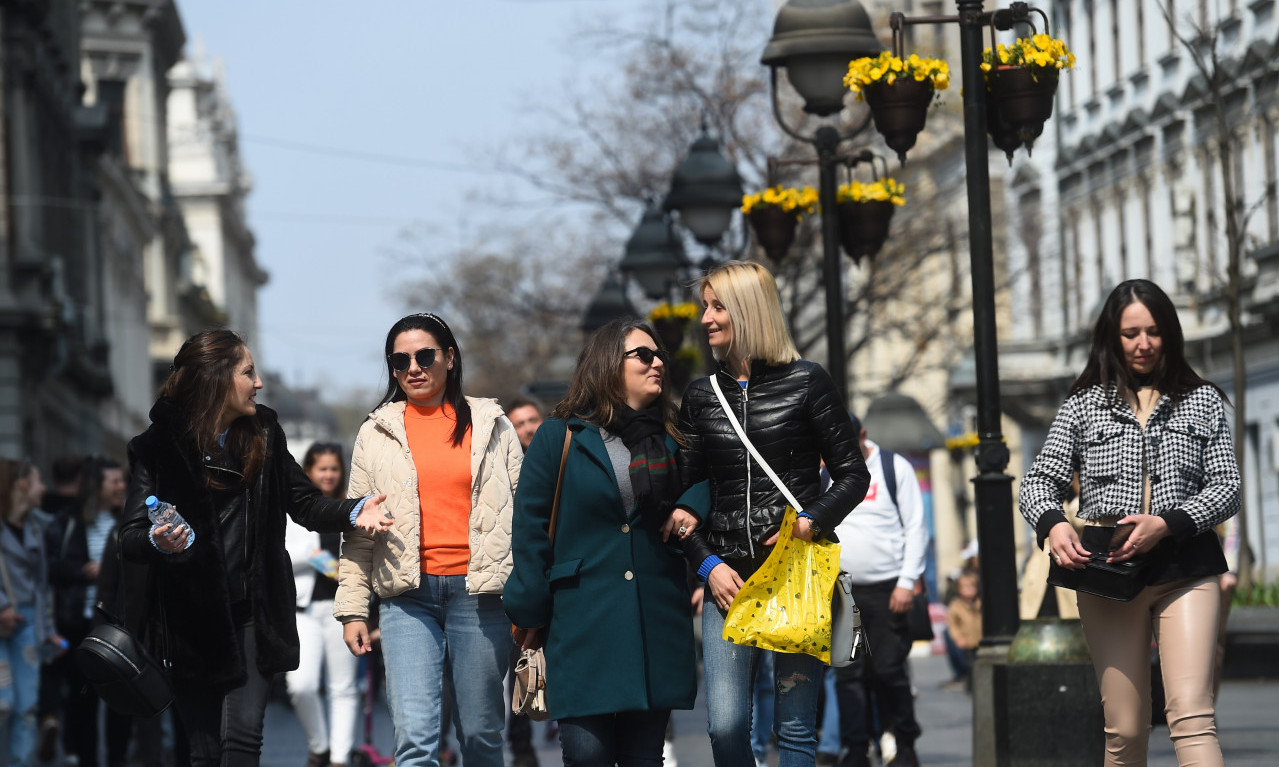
[606,404,679,525]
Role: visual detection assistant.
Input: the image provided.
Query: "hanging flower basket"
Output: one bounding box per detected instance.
[834,177,905,263]
[988,66,1058,157]
[748,207,801,263]
[651,316,691,352]
[981,34,1074,159]
[846,53,950,165]
[836,201,894,264]
[863,80,936,165]
[741,186,818,264]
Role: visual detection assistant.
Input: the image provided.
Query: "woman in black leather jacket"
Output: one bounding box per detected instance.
[677,261,869,767]
[120,330,392,767]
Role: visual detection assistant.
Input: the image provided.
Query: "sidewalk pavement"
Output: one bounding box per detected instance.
[261,651,1279,767]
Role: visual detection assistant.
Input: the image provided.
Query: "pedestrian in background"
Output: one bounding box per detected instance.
[506,397,545,454]
[678,261,869,767]
[120,330,392,767]
[336,313,522,767]
[48,457,132,767]
[831,415,928,767]
[35,455,83,764]
[505,319,703,767]
[286,443,360,767]
[0,459,57,767]
[1020,279,1239,766]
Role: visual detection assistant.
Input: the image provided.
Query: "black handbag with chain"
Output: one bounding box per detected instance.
[1046,525,1156,602]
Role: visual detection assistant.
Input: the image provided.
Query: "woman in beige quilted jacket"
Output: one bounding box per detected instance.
[335,313,523,767]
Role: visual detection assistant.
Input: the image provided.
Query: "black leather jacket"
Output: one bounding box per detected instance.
[678,359,869,576]
[120,399,358,692]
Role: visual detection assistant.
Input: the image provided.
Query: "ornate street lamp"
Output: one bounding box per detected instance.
[581,272,638,334]
[663,127,744,249]
[762,0,883,406]
[618,200,688,302]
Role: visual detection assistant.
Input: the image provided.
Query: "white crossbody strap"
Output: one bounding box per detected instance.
[709,375,804,513]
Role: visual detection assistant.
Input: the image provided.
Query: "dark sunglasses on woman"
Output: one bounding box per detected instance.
[624,347,670,366]
[388,347,440,372]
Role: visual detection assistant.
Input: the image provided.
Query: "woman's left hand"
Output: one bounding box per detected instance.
[354,494,393,534]
[662,507,699,543]
[791,515,817,542]
[1106,514,1169,563]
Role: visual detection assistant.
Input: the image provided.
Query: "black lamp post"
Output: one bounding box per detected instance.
[618,200,688,303]
[581,272,639,334]
[761,0,883,407]
[663,126,744,265]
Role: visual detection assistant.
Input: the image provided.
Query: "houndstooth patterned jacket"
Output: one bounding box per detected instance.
[1020,383,1240,546]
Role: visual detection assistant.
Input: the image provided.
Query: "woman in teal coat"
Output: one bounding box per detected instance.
[505,319,705,767]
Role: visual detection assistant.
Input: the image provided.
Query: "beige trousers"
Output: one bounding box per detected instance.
[1077,576,1223,767]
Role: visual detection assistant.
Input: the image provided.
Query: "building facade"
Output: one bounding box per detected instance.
[1,0,263,466]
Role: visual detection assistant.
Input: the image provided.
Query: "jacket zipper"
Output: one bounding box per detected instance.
[205,462,250,603]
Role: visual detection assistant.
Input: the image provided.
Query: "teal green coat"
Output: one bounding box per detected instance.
[503,417,707,719]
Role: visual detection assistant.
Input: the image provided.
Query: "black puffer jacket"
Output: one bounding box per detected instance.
[678,360,869,577]
[120,399,360,693]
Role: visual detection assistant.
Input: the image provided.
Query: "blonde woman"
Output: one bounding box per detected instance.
[677,262,870,767]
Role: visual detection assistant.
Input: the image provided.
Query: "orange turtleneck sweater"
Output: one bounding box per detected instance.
[404,402,472,576]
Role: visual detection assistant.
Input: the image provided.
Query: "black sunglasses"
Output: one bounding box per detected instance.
[624,346,670,366]
[388,347,441,372]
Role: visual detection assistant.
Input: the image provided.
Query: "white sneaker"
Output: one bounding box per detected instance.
[880,731,897,763]
[663,739,678,767]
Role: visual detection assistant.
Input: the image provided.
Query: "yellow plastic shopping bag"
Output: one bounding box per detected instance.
[721,505,842,663]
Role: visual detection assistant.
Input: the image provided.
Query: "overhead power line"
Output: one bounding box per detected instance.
[242,134,498,174]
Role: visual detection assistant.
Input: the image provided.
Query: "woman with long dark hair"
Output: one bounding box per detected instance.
[286,443,360,767]
[678,261,869,767]
[505,320,703,767]
[335,313,523,767]
[1021,279,1239,766]
[119,330,391,767]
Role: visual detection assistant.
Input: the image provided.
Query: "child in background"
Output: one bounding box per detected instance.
[945,571,982,691]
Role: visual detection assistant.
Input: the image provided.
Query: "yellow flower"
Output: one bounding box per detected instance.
[845,52,950,94]
[982,34,1075,76]
[836,177,907,206]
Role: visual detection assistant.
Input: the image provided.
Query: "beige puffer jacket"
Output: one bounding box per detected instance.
[334,397,522,622]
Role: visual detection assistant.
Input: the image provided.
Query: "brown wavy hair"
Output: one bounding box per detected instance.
[160,330,266,487]
[552,320,683,444]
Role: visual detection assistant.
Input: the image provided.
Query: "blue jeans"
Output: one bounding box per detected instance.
[818,667,840,756]
[703,596,823,767]
[558,709,670,767]
[0,605,39,767]
[751,652,775,762]
[379,575,509,767]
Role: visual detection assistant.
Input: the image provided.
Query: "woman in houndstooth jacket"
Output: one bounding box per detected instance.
[1020,279,1239,767]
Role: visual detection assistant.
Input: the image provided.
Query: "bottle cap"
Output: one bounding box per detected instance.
[145,495,159,508]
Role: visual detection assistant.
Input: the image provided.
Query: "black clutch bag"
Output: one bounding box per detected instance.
[1046,525,1156,602]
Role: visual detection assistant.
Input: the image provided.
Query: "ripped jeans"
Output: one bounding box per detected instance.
[702,588,822,767]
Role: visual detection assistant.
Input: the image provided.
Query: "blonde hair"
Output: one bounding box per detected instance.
[699,261,799,367]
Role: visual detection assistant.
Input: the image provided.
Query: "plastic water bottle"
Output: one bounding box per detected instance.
[146,495,195,547]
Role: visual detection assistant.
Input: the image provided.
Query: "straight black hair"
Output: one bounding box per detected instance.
[1069,279,1226,406]
[378,313,471,447]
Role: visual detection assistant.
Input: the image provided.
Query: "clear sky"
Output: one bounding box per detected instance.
[176,0,650,401]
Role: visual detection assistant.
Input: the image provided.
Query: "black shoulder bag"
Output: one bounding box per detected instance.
[74,528,174,718]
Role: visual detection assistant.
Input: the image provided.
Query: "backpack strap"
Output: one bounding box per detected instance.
[880,448,900,524]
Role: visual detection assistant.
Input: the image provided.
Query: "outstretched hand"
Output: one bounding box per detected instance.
[354,494,393,534]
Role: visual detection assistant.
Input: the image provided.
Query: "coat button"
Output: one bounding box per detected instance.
[624,571,634,580]
[621,524,630,533]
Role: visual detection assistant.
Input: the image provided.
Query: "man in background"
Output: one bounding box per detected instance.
[833,415,929,767]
